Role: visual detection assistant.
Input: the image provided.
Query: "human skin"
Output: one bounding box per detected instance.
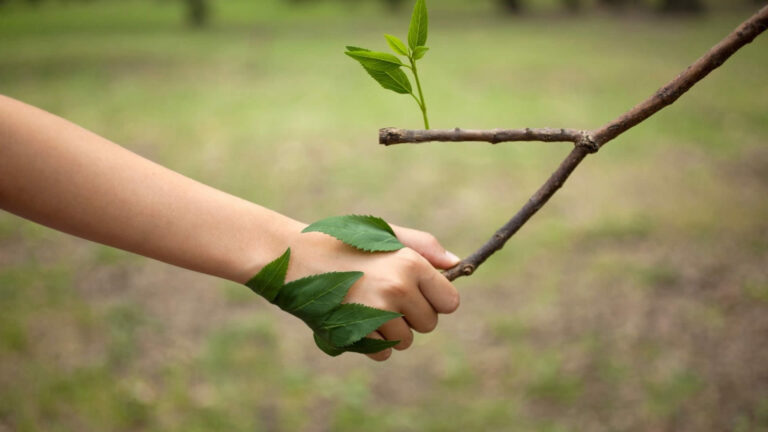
[0,95,460,361]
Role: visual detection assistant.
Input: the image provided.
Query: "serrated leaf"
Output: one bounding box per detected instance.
[317,303,402,348]
[384,34,408,56]
[363,66,412,94]
[345,50,403,72]
[412,46,429,60]
[302,215,405,252]
[408,0,428,50]
[345,337,399,354]
[244,248,290,302]
[275,271,363,328]
[314,333,398,357]
[313,333,346,357]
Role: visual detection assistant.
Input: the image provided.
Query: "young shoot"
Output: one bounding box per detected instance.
[345,0,431,129]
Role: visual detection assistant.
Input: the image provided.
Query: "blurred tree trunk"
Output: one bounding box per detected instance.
[597,0,629,9]
[563,0,581,12]
[660,0,704,13]
[598,0,650,10]
[498,0,523,14]
[382,0,405,12]
[187,0,208,28]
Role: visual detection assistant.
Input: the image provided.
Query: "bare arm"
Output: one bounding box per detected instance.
[0,95,460,360]
[0,94,299,283]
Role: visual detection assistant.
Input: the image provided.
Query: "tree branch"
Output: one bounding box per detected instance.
[380,6,768,281]
[379,127,587,146]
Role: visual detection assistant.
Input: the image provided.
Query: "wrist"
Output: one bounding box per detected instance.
[227,205,306,284]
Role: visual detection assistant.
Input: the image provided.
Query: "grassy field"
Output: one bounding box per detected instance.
[1,1,768,431]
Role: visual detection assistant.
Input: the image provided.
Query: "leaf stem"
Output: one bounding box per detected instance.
[409,57,430,129]
[409,92,423,110]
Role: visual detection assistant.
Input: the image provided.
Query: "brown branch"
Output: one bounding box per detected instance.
[380,6,768,281]
[379,127,586,146]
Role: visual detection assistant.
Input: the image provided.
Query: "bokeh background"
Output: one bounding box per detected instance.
[1,0,767,430]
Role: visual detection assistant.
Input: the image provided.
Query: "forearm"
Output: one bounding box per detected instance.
[0,95,300,283]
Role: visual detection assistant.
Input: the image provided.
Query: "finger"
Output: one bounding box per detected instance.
[365,331,392,362]
[392,225,460,270]
[419,268,460,314]
[378,317,413,351]
[399,286,439,333]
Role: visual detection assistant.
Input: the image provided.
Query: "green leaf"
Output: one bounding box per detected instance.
[313,333,346,357]
[314,333,398,356]
[345,46,369,52]
[363,67,412,94]
[302,215,405,252]
[345,337,399,354]
[408,0,428,50]
[318,303,402,348]
[345,50,403,72]
[244,248,290,302]
[412,46,429,60]
[275,271,363,328]
[384,34,408,56]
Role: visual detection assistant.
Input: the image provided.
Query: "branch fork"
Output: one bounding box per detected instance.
[380,6,768,281]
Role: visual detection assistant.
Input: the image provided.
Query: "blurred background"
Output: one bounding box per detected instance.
[1,0,767,431]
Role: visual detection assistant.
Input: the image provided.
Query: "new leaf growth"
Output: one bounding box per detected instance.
[345,0,431,129]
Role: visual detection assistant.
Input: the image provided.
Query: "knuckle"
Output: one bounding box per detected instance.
[382,280,410,299]
[397,248,425,271]
[424,233,441,249]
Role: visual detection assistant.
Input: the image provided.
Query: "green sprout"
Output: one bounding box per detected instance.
[345,0,431,129]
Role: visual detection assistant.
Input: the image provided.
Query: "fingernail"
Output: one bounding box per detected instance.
[445,251,461,265]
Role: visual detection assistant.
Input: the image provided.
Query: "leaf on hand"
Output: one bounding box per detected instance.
[313,333,346,357]
[245,214,411,357]
[275,271,363,328]
[245,248,290,302]
[317,303,402,348]
[314,333,398,356]
[345,337,399,354]
[384,34,408,56]
[364,67,412,94]
[302,215,405,252]
[412,46,429,60]
[408,0,428,50]
[345,50,404,72]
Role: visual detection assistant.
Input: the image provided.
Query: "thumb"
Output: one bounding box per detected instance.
[391,225,461,270]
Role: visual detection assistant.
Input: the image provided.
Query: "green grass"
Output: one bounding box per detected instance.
[1,1,768,431]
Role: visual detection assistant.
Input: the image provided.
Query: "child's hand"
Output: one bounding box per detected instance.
[286,223,460,361]
[0,96,459,361]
